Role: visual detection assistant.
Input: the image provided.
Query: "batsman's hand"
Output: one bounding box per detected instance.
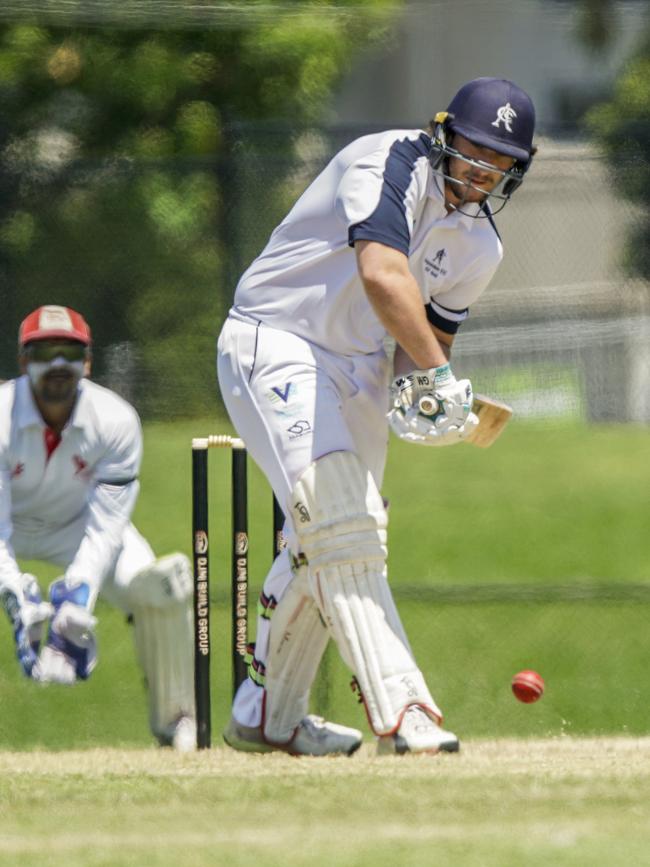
[32,579,97,685]
[388,363,478,446]
[0,574,53,677]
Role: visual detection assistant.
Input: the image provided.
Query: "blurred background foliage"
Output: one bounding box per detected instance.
[0,0,399,416]
[0,0,647,752]
[0,0,648,422]
[586,27,650,283]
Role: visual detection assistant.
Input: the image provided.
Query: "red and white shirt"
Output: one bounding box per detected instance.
[0,376,142,597]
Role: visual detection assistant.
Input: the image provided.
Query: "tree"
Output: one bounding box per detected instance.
[585,29,650,285]
[0,1,399,415]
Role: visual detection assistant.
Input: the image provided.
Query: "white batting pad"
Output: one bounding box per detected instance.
[291,452,441,734]
[132,602,195,741]
[262,564,330,743]
[292,451,387,568]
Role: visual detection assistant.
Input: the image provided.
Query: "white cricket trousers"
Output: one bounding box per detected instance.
[217,311,391,727]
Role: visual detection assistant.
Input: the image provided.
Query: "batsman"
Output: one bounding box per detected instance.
[217,78,537,755]
[0,306,196,751]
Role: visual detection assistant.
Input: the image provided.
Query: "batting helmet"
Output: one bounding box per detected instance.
[429,78,536,213]
[19,305,92,347]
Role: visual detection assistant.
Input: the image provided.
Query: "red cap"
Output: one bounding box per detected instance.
[19,306,92,347]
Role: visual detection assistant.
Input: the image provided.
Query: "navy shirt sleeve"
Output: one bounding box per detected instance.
[347,134,430,256]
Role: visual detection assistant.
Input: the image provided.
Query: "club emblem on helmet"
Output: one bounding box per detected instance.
[491,102,517,133]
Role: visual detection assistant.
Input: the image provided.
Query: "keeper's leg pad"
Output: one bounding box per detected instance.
[132,603,195,741]
[262,563,330,744]
[126,554,195,741]
[125,553,193,608]
[291,451,442,735]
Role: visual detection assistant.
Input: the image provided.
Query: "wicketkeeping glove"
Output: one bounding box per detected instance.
[0,573,53,677]
[388,363,478,446]
[32,579,97,685]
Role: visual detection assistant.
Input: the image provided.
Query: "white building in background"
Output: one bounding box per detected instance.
[333,0,648,129]
[333,0,650,421]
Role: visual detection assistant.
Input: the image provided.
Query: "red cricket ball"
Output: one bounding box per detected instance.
[511,669,545,703]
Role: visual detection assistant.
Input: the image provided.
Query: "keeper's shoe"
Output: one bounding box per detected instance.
[377,705,460,756]
[223,714,363,757]
[156,715,197,753]
[172,715,197,753]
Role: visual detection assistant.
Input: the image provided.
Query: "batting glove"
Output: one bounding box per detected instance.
[32,579,97,685]
[388,363,478,445]
[0,574,53,677]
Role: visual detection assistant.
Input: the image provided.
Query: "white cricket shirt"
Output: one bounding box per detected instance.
[233,129,503,356]
[0,376,142,595]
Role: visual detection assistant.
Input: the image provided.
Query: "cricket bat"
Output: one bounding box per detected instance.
[416,392,513,447]
[465,394,513,448]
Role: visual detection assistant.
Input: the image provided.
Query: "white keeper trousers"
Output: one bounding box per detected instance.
[11,518,155,614]
[217,312,391,727]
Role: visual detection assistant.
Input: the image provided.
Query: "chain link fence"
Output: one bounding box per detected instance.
[219,123,650,423]
[3,117,649,735]
[193,123,650,734]
[3,120,648,421]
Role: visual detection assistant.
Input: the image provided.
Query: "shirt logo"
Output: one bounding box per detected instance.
[73,455,88,476]
[11,462,24,479]
[424,249,448,278]
[491,102,516,133]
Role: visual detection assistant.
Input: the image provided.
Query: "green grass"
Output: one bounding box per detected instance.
[316,600,650,738]
[1,417,649,751]
[385,420,650,585]
[1,418,649,866]
[133,416,650,586]
[1,740,650,866]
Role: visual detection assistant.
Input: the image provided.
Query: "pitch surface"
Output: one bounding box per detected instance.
[1,737,649,866]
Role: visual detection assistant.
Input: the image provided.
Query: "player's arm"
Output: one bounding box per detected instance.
[33,407,143,685]
[393,333,451,377]
[0,465,21,593]
[0,466,53,677]
[65,478,140,600]
[66,403,143,595]
[355,240,476,446]
[32,478,140,686]
[355,240,449,369]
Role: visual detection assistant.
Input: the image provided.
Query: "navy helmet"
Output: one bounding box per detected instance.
[447,77,535,162]
[429,77,537,215]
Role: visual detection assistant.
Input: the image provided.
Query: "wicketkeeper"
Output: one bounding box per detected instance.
[217,78,536,755]
[0,305,196,751]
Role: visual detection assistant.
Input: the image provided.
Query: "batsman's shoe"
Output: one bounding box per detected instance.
[223,714,363,757]
[377,705,460,756]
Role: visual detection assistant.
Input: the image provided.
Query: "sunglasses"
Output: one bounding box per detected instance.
[25,341,87,363]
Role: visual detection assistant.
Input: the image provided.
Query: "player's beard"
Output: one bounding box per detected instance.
[445,173,490,210]
[27,360,84,405]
